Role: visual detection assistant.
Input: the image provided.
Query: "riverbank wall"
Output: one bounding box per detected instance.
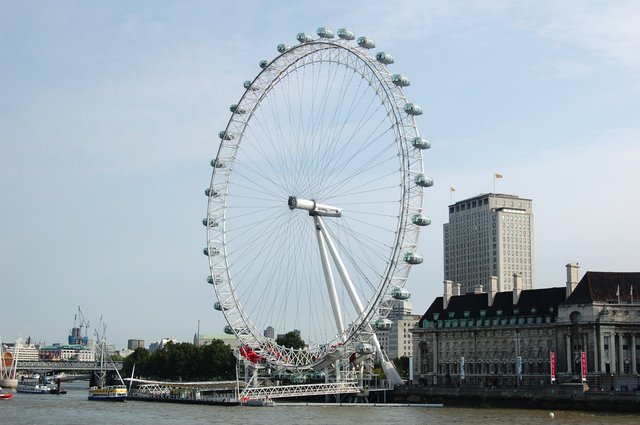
[390,385,640,412]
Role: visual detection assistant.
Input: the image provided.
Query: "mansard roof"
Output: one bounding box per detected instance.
[565,271,640,304]
[419,286,566,323]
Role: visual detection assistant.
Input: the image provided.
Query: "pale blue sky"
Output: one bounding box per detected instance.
[1,1,639,349]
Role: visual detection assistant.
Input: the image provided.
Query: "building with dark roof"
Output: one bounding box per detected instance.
[412,265,640,390]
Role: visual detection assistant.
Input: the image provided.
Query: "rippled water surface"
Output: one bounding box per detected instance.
[2,382,638,425]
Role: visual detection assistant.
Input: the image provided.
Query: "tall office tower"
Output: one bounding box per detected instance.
[443,193,535,293]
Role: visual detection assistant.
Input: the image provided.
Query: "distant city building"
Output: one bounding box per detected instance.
[115,348,134,358]
[444,193,535,293]
[39,344,95,361]
[149,338,181,352]
[127,339,145,350]
[377,301,421,359]
[412,265,640,390]
[193,334,240,350]
[263,326,275,339]
[2,339,40,362]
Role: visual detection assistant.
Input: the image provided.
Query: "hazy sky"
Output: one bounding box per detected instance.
[1,1,638,349]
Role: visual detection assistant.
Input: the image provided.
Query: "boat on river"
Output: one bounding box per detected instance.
[0,389,13,400]
[88,385,128,401]
[17,379,52,394]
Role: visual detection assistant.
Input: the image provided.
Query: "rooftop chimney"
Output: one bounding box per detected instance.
[474,285,484,294]
[566,262,580,298]
[452,282,461,296]
[488,276,498,307]
[443,280,453,309]
[513,272,523,305]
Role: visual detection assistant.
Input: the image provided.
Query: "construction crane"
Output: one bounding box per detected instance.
[68,306,90,346]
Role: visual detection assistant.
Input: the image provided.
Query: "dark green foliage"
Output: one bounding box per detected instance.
[392,356,410,378]
[121,340,235,381]
[276,331,306,350]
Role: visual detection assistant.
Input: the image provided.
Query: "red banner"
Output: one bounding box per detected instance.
[581,351,587,382]
[550,351,556,382]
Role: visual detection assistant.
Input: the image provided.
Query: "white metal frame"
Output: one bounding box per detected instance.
[205,30,428,375]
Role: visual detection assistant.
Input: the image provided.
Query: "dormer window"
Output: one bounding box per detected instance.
[433,313,440,320]
[448,312,455,319]
[496,310,503,317]
[513,308,520,315]
[479,310,486,318]
[464,311,470,318]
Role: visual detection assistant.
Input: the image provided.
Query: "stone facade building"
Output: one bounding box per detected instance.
[412,265,640,390]
[376,301,421,359]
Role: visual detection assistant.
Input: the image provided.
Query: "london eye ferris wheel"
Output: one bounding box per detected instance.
[204,27,433,377]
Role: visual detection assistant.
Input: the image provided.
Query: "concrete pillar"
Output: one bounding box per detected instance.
[618,333,624,374]
[611,332,617,373]
[599,328,606,373]
[631,334,637,374]
[592,326,599,373]
[432,333,438,378]
[565,333,572,373]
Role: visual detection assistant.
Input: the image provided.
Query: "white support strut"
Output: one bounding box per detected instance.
[314,215,345,336]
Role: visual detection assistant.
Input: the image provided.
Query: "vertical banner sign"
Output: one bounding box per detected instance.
[460,356,465,380]
[550,351,556,383]
[581,351,587,382]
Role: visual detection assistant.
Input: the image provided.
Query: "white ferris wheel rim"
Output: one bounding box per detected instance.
[205,30,428,370]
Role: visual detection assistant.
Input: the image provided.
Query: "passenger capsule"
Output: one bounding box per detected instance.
[414,174,434,187]
[205,188,220,198]
[297,32,313,43]
[218,130,234,140]
[229,104,246,114]
[214,301,229,311]
[357,36,375,49]
[404,252,424,265]
[355,343,374,355]
[391,287,411,300]
[337,28,355,40]
[404,103,423,116]
[207,275,223,285]
[277,43,290,53]
[202,218,218,227]
[243,80,260,91]
[411,213,431,226]
[210,158,225,168]
[411,137,431,149]
[375,318,393,331]
[391,74,410,87]
[259,59,268,69]
[376,52,394,64]
[316,27,334,39]
[224,325,234,335]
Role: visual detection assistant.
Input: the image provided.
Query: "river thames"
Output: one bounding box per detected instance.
[2,382,638,425]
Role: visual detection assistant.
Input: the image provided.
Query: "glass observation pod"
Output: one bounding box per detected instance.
[218,130,234,140]
[316,27,334,38]
[391,74,410,87]
[404,103,423,116]
[411,213,431,226]
[229,104,246,114]
[202,217,218,227]
[210,158,225,169]
[411,137,431,149]
[355,343,374,355]
[277,43,290,53]
[204,188,219,197]
[292,375,308,384]
[203,247,219,256]
[391,287,411,300]
[404,252,423,265]
[224,325,234,335]
[414,173,434,187]
[376,52,394,64]
[375,318,393,331]
[357,36,375,49]
[214,301,229,311]
[259,59,268,69]
[243,80,261,91]
[297,32,313,43]
[207,275,223,285]
[337,28,355,40]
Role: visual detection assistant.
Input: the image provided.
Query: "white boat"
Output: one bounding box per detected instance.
[17,379,51,394]
[88,385,128,401]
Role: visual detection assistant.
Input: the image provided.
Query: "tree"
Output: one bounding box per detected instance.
[276,331,306,350]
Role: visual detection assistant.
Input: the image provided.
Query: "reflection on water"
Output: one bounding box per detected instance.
[2,382,638,425]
